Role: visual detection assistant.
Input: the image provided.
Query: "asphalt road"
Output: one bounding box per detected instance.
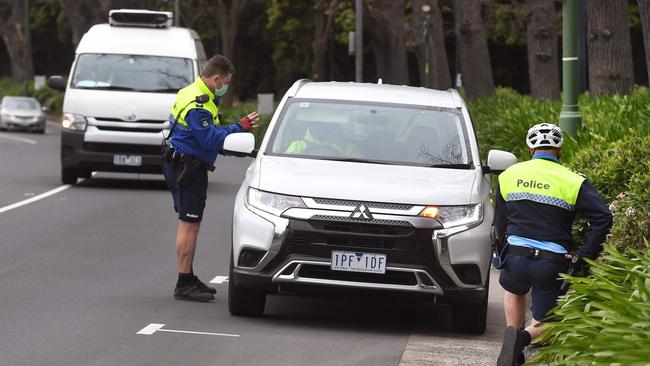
[0,123,506,366]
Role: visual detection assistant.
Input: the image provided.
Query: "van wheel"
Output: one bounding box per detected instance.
[78,170,92,179]
[62,167,78,185]
[228,251,266,317]
[451,275,489,334]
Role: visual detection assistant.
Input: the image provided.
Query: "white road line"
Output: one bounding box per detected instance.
[0,185,71,214]
[136,323,240,338]
[210,275,229,284]
[0,133,37,144]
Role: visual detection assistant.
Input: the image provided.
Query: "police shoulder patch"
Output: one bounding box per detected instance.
[201,117,210,128]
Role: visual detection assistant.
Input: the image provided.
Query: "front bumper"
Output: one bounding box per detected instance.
[231,194,493,305]
[1,115,45,130]
[61,129,163,174]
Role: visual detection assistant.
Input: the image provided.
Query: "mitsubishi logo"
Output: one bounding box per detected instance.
[350,203,373,220]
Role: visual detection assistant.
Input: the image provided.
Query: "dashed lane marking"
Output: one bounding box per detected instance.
[136,323,240,338]
[210,276,229,284]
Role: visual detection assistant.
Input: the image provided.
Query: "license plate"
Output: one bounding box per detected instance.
[113,155,142,166]
[331,251,386,274]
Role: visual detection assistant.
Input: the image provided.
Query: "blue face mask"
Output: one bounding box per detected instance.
[215,79,229,97]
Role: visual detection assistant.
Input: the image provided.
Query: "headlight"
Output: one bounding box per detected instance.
[419,203,483,228]
[247,188,306,216]
[61,113,87,131]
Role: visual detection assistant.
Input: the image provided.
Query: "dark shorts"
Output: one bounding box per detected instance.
[163,161,208,223]
[499,253,568,321]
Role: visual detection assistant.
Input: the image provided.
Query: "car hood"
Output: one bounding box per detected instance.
[2,108,42,117]
[256,155,478,205]
[62,88,176,121]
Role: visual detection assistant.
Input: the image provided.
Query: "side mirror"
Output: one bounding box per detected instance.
[484,150,517,174]
[223,132,256,157]
[47,75,66,91]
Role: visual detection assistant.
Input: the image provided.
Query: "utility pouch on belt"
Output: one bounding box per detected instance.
[177,155,203,187]
[491,229,508,269]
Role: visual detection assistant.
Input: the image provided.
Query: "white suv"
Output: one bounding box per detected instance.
[222,80,516,334]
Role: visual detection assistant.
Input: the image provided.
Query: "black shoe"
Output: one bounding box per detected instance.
[194,276,217,294]
[174,282,215,302]
[497,326,528,366]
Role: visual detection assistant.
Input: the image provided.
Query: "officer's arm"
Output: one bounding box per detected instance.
[574,180,613,259]
[186,109,245,150]
[494,183,508,240]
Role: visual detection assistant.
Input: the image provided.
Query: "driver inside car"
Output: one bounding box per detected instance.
[285,122,361,157]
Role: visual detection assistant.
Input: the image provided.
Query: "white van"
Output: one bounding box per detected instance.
[48,9,207,184]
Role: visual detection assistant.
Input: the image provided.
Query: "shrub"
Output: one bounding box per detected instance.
[607,173,650,252]
[218,101,272,148]
[530,244,650,365]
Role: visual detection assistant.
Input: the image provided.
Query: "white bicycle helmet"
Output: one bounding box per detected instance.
[526,123,564,149]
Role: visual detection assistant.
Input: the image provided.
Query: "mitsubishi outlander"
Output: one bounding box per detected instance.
[222,80,517,334]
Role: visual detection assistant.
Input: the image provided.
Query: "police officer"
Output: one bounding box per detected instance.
[495,123,612,365]
[163,55,258,302]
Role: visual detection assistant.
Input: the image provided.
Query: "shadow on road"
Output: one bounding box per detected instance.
[76,177,168,191]
[257,294,457,336]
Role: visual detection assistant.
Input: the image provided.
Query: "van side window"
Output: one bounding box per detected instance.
[195,39,207,73]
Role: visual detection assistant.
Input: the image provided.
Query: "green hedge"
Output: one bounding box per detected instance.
[530,244,650,365]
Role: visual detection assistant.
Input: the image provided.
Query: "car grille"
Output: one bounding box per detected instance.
[95,117,165,124]
[96,126,163,133]
[83,142,161,155]
[312,198,414,210]
[298,264,418,286]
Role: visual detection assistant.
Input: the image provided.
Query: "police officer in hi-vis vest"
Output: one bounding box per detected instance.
[495,123,612,366]
[163,55,258,302]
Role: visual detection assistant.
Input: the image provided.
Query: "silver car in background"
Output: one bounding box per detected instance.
[0,96,46,134]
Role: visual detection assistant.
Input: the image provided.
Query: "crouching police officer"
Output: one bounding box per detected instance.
[163,55,258,302]
[495,123,612,365]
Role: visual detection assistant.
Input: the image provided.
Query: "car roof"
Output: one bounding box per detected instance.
[76,24,198,58]
[292,81,461,109]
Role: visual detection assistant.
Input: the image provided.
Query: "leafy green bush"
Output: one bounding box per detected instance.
[607,173,650,252]
[468,88,561,160]
[530,244,650,365]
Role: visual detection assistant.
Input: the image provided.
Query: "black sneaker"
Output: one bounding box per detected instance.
[194,276,217,294]
[174,282,215,302]
[497,326,528,366]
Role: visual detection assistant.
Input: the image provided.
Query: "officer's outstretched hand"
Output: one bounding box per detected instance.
[238,112,260,131]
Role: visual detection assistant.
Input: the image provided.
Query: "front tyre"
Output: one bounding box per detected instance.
[451,275,489,334]
[61,167,78,185]
[228,251,266,317]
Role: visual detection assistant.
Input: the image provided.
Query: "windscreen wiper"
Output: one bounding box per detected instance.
[427,163,473,169]
[318,157,397,165]
[77,85,137,91]
[146,88,181,93]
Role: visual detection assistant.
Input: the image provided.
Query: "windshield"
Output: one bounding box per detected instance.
[71,54,193,93]
[3,98,40,110]
[267,100,472,167]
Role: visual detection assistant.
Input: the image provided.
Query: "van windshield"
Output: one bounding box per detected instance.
[71,54,193,93]
[267,100,472,168]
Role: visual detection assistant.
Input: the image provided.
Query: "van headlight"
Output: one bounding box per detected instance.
[419,203,483,228]
[62,113,87,131]
[247,188,306,216]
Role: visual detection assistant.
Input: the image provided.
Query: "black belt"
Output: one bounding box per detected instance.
[507,245,567,264]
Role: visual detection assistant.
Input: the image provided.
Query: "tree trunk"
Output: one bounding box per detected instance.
[586,0,634,96]
[411,0,451,90]
[366,0,409,85]
[525,0,559,99]
[214,0,248,107]
[0,0,33,84]
[312,0,338,81]
[637,0,650,85]
[452,0,495,99]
